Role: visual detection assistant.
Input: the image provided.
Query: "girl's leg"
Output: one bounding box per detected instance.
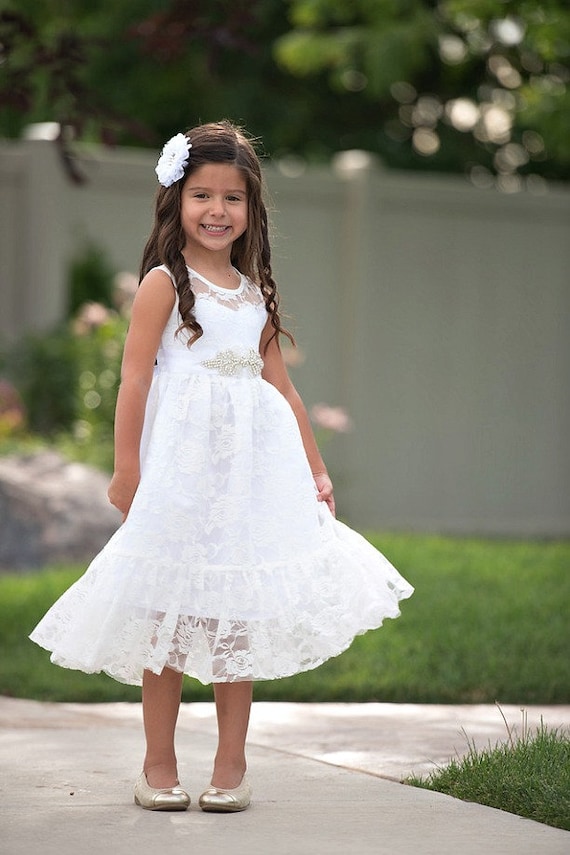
[211,681,253,788]
[142,667,184,788]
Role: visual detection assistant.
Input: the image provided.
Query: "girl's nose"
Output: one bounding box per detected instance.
[209,196,226,216]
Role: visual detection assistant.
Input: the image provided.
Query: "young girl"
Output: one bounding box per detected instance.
[30,121,413,813]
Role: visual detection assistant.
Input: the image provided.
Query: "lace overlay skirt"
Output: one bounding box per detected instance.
[30,368,414,685]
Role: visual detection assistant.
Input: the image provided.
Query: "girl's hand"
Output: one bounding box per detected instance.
[108,472,140,521]
[313,472,335,517]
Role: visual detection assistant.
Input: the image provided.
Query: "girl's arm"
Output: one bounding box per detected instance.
[107,270,176,518]
[260,320,335,516]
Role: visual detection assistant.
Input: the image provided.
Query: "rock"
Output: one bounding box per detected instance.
[0,451,122,571]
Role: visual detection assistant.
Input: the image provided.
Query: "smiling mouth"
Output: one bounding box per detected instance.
[202,224,230,233]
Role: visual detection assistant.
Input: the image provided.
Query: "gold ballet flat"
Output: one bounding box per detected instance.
[134,771,190,811]
[198,775,252,813]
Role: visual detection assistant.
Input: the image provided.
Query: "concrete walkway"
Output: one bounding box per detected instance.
[1,697,569,855]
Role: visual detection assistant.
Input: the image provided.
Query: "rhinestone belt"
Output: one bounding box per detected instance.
[201,348,264,377]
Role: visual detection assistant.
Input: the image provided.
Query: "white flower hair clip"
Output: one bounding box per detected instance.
[155,133,192,187]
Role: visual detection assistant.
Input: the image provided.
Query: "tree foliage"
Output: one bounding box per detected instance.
[276,0,570,183]
[0,0,568,183]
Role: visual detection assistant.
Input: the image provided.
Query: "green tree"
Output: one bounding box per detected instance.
[1,0,568,182]
[275,0,570,182]
[0,0,350,164]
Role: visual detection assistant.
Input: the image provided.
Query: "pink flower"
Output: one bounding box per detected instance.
[310,403,353,434]
[72,302,112,335]
[281,344,305,368]
[0,379,26,434]
[113,272,138,314]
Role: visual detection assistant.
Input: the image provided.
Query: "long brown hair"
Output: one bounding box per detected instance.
[139,120,293,349]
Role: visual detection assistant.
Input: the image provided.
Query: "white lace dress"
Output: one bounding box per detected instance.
[30,266,414,685]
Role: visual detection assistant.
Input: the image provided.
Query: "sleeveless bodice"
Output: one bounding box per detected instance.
[155,266,268,378]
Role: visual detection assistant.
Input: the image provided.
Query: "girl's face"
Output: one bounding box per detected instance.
[180,163,248,262]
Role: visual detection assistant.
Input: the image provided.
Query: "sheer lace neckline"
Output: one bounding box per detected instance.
[187,266,245,296]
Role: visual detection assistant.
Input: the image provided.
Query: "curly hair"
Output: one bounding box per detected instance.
[139,120,293,350]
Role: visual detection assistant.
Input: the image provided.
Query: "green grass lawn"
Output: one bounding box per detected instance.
[1,534,568,704]
[407,721,570,831]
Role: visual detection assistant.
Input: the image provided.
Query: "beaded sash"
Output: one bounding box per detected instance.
[201,348,264,377]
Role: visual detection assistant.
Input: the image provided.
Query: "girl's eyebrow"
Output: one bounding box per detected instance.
[186,185,246,194]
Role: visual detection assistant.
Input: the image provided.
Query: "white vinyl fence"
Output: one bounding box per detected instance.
[1,139,568,536]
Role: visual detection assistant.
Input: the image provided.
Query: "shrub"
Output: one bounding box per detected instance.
[3,312,126,441]
[67,241,116,317]
[5,327,80,434]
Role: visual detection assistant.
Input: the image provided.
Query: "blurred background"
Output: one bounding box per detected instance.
[0,0,569,537]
